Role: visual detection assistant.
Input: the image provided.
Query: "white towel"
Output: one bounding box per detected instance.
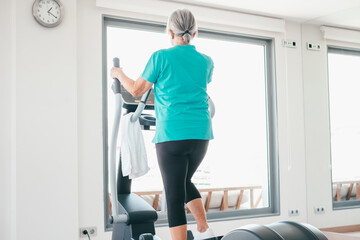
[120,113,150,179]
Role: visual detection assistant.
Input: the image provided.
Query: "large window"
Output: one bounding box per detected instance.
[327,47,360,209]
[103,17,279,229]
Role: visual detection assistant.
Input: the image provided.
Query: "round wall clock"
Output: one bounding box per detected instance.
[32,0,64,28]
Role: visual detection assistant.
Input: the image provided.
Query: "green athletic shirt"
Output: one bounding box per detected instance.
[141,44,214,143]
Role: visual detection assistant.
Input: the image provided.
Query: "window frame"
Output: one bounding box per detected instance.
[102,15,280,230]
[327,46,360,210]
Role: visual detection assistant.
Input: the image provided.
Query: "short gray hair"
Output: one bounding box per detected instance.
[167,9,197,44]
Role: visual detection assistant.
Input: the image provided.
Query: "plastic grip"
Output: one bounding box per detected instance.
[112,57,121,94]
[113,57,120,68]
[110,214,128,224]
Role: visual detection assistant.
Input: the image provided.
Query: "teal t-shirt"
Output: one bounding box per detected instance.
[141,45,214,143]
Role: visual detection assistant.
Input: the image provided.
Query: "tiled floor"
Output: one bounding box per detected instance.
[324,231,360,240]
[345,232,360,237]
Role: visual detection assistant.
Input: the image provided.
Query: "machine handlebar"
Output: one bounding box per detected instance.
[112,58,121,94]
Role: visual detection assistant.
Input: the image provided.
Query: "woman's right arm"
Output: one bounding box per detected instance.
[111,67,153,97]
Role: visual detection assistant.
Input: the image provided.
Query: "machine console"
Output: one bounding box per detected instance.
[121,87,155,112]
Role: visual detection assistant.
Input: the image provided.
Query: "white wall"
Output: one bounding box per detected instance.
[276,20,308,225]
[1,0,79,239]
[77,1,111,239]
[0,0,15,239]
[2,0,360,240]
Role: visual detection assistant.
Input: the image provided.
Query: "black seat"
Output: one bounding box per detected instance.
[118,193,158,224]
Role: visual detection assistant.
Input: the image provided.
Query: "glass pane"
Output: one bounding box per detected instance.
[328,50,360,204]
[106,26,271,216]
[106,27,167,194]
[192,37,269,210]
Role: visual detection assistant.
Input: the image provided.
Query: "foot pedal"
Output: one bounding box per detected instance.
[188,232,219,240]
[139,233,154,240]
[187,230,194,240]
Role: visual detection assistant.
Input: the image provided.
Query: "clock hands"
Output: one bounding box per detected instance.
[49,12,57,19]
[47,7,58,19]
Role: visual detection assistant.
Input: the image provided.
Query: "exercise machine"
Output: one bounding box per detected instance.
[221,221,328,240]
[109,57,159,240]
[109,56,218,240]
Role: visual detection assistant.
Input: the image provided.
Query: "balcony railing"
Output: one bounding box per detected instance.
[134,185,263,212]
[333,179,360,202]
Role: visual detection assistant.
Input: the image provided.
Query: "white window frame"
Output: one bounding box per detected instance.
[327,46,360,210]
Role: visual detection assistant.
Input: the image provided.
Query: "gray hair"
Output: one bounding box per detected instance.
[167,9,197,44]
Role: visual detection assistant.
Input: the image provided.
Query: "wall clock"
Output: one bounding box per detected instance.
[32,0,64,28]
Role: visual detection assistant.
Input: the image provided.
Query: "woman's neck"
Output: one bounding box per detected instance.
[172,37,189,46]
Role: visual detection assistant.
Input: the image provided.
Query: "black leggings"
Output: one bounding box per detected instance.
[156,139,209,228]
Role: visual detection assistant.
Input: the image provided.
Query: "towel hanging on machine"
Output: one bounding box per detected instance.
[119,112,150,179]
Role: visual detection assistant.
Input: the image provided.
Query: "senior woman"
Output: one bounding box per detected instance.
[111,9,215,240]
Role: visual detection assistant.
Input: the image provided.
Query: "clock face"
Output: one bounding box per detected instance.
[33,0,63,27]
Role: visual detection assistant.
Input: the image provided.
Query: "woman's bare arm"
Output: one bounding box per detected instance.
[111,67,153,97]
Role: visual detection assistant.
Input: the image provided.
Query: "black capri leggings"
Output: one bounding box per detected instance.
[156,139,209,228]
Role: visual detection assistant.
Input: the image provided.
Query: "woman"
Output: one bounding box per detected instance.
[111,9,215,240]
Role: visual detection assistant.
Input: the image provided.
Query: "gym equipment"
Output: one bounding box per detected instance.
[221,221,328,240]
[109,57,159,240]
[109,56,216,240]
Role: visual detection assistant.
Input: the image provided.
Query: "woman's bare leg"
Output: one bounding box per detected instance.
[170,224,187,240]
[186,198,209,232]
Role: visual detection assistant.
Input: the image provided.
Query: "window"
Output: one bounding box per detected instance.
[103,17,279,229]
[327,47,360,209]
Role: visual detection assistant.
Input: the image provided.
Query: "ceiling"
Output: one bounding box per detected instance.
[167,0,360,30]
